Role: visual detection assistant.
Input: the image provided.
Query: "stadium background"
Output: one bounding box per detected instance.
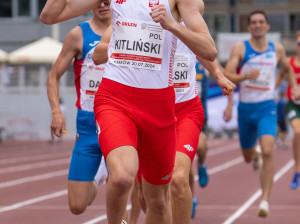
[0,0,299,140]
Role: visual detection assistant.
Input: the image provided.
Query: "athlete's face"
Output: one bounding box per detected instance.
[93,0,111,20]
[248,13,270,39]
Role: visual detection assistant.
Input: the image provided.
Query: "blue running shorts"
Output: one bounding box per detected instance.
[68,109,102,181]
[238,100,277,150]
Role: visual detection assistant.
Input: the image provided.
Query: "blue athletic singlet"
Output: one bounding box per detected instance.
[68,22,103,181]
[196,61,209,119]
[237,40,277,149]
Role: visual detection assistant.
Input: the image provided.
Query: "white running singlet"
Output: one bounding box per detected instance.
[104,0,177,89]
[173,23,197,104]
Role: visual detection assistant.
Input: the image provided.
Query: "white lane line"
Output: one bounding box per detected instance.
[0,170,68,189]
[207,143,240,157]
[82,204,132,224]
[0,158,69,174]
[194,157,244,181]
[87,156,244,224]
[222,159,295,224]
[0,152,70,165]
[0,190,67,213]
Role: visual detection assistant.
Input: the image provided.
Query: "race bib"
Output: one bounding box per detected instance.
[245,69,272,91]
[173,53,190,94]
[84,64,105,100]
[109,19,165,71]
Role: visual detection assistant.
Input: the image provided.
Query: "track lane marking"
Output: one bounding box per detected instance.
[222,159,294,224]
[0,190,67,213]
[87,156,244,223]
[0,170,68,189]
[82,205,132,224]
[0,158,69,174]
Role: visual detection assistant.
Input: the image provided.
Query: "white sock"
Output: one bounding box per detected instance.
[94,156,108,185]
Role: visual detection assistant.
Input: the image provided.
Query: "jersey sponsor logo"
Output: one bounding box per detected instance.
[161,172,172,181]
[249,53,256,59]
[184,144,194,152]
[149,0,159,7]
[89,41,99,47]
[116,0,126,4]
[116,20,137,27]
[76,133,79,140]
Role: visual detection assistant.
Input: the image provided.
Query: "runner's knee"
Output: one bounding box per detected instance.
[69,200,88,215]
[109,171,135,193]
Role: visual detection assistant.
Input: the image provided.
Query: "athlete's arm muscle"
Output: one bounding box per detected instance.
[150,0,217,62]
[93,24,112,65]
[40,0,100,24]
[276,44,300,99]
[196,57,236,96]
[47,27,82,138]
[225,42,260,84]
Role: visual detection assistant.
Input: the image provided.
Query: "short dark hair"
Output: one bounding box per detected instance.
[248,9,269,25]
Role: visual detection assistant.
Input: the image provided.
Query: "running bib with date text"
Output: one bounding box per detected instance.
[173,53,190,94]
[109,19,165,71]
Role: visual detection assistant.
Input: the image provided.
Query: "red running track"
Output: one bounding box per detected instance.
[0,138,299,224]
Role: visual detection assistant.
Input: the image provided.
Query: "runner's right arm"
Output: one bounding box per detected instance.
[150,0,217,62]
[40,0,100,24]
[47,27,82,138]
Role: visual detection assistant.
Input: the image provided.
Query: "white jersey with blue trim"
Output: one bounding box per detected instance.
[238,40,277,103]
[104,0,177,89]
[173,26,197,104]
[73,21,105,112]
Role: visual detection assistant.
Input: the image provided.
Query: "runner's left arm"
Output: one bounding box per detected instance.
[93,24,112,65]
[276,43,300,100]
[196,56,236,96]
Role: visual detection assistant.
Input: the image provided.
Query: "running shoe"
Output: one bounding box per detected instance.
[121,220,127,224]
[258,200,269,217]
[191,197,198,218]
[290,173,300,190]
[253,145,263,172]
[198,163,209,187]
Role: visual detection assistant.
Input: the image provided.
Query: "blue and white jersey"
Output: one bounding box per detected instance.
[237,40,277,103]
[73,21,105,112]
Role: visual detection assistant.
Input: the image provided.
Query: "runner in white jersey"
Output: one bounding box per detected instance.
[46,2,111,215]
[225,9,300,218]
[126,2,235,222]
[40,0,235,223]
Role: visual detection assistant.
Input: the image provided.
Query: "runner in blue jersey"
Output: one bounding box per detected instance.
[225,9,300,217]
[47,2,111,215]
